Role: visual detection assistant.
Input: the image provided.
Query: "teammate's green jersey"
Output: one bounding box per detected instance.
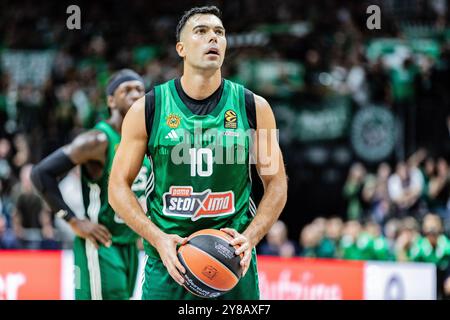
[81,121,151,244]
[144,79,255,259]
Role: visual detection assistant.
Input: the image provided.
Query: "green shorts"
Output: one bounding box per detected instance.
[141,249,260,300]
[73,236,139,300]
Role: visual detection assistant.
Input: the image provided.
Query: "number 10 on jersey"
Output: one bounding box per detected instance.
[189,148,213,177]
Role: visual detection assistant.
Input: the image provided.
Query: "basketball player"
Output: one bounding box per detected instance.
[31,69,151,300]
[108,6,287,299]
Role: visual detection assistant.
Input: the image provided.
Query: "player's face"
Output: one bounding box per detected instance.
[178,14,226,71]
[111,80,145,115]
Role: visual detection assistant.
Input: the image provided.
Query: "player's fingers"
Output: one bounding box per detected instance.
[93,229,111,247]
[173,256,186,274]
[167,263,185,285]
[173,235,188,245]
[220,228,238,238]
[240,249,251,268]
[241,251,251,277]
[94,226,112,242]
[230,235,246,246]
[235,241,249,255]
[97,224,112,239]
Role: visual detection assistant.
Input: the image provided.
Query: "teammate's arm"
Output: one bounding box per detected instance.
[30,131,112,248]
[108,97,187,286]
[222,94,288,275]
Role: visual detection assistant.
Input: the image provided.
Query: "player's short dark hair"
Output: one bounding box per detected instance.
[176,6,222,42]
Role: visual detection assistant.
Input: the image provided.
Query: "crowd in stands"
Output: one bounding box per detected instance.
[259,213,450,297]
[259,148,450,297]
[343,149,450,226]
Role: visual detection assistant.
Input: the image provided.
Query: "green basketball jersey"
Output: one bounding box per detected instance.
[144,79,256,259]
[81,121,151,244]
[409,235,450,270]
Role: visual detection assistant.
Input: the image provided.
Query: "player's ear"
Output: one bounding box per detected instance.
[176,41,186,58]
[107,95,116,109]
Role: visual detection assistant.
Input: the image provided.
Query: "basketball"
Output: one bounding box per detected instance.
[177,229,243,298]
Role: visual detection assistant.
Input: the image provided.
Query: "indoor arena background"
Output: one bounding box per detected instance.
[0,0,449,300]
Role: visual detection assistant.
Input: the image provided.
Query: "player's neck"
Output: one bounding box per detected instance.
[106,112,124,134]
[180,69,222,100]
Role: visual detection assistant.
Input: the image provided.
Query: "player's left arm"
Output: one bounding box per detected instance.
[222,94,288,276]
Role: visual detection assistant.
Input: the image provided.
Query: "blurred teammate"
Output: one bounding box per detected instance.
[31,69,150,300]
[108,6,287,299]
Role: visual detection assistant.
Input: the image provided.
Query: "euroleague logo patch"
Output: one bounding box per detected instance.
[224,109,237,129]
[162,186,235,221]
[202,265,218,280]
[166,113,181,129]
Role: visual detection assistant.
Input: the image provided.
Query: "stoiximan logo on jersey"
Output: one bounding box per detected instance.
[163,186,235,221]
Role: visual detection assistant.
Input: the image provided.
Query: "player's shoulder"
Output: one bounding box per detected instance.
[251,92,272,115]
[252,93,276,129]
[129,95,146,113]
[253,93,270,107]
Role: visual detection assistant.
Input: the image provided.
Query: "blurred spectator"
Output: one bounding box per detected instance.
[0,73,9,137]
[346,54,369,107]
[11,133,30,171]
[362,162,393,225]
[11,164,59,249]
[384,218,402,254]
[409,213,449,267]
[420,156,436,205]
[258,220,298,257]
[299,223,322,257]
[338,220,363,260]
[395,216,420,262]
[427,158,450,222]
[0,213,17,249]
[343,163,367,221]
[409,213,450,298]
[320,216,344,258]
[341,220,391,261]
[311,217,326,236]
[364,220,392,261]
[0,138,13,181]
[299,217,339,258]
[387,161,424,218]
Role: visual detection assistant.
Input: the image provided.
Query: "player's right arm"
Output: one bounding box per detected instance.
[30,131,112,248]
[108,97,187,286]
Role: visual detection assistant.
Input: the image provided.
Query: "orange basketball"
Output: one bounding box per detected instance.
[177,229,243,298]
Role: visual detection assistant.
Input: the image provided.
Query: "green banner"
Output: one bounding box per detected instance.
[273,96,351,143]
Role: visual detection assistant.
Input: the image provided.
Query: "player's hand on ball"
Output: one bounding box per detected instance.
[155,233,188,286]
[69,218,112,249]
[220,228,252,277]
